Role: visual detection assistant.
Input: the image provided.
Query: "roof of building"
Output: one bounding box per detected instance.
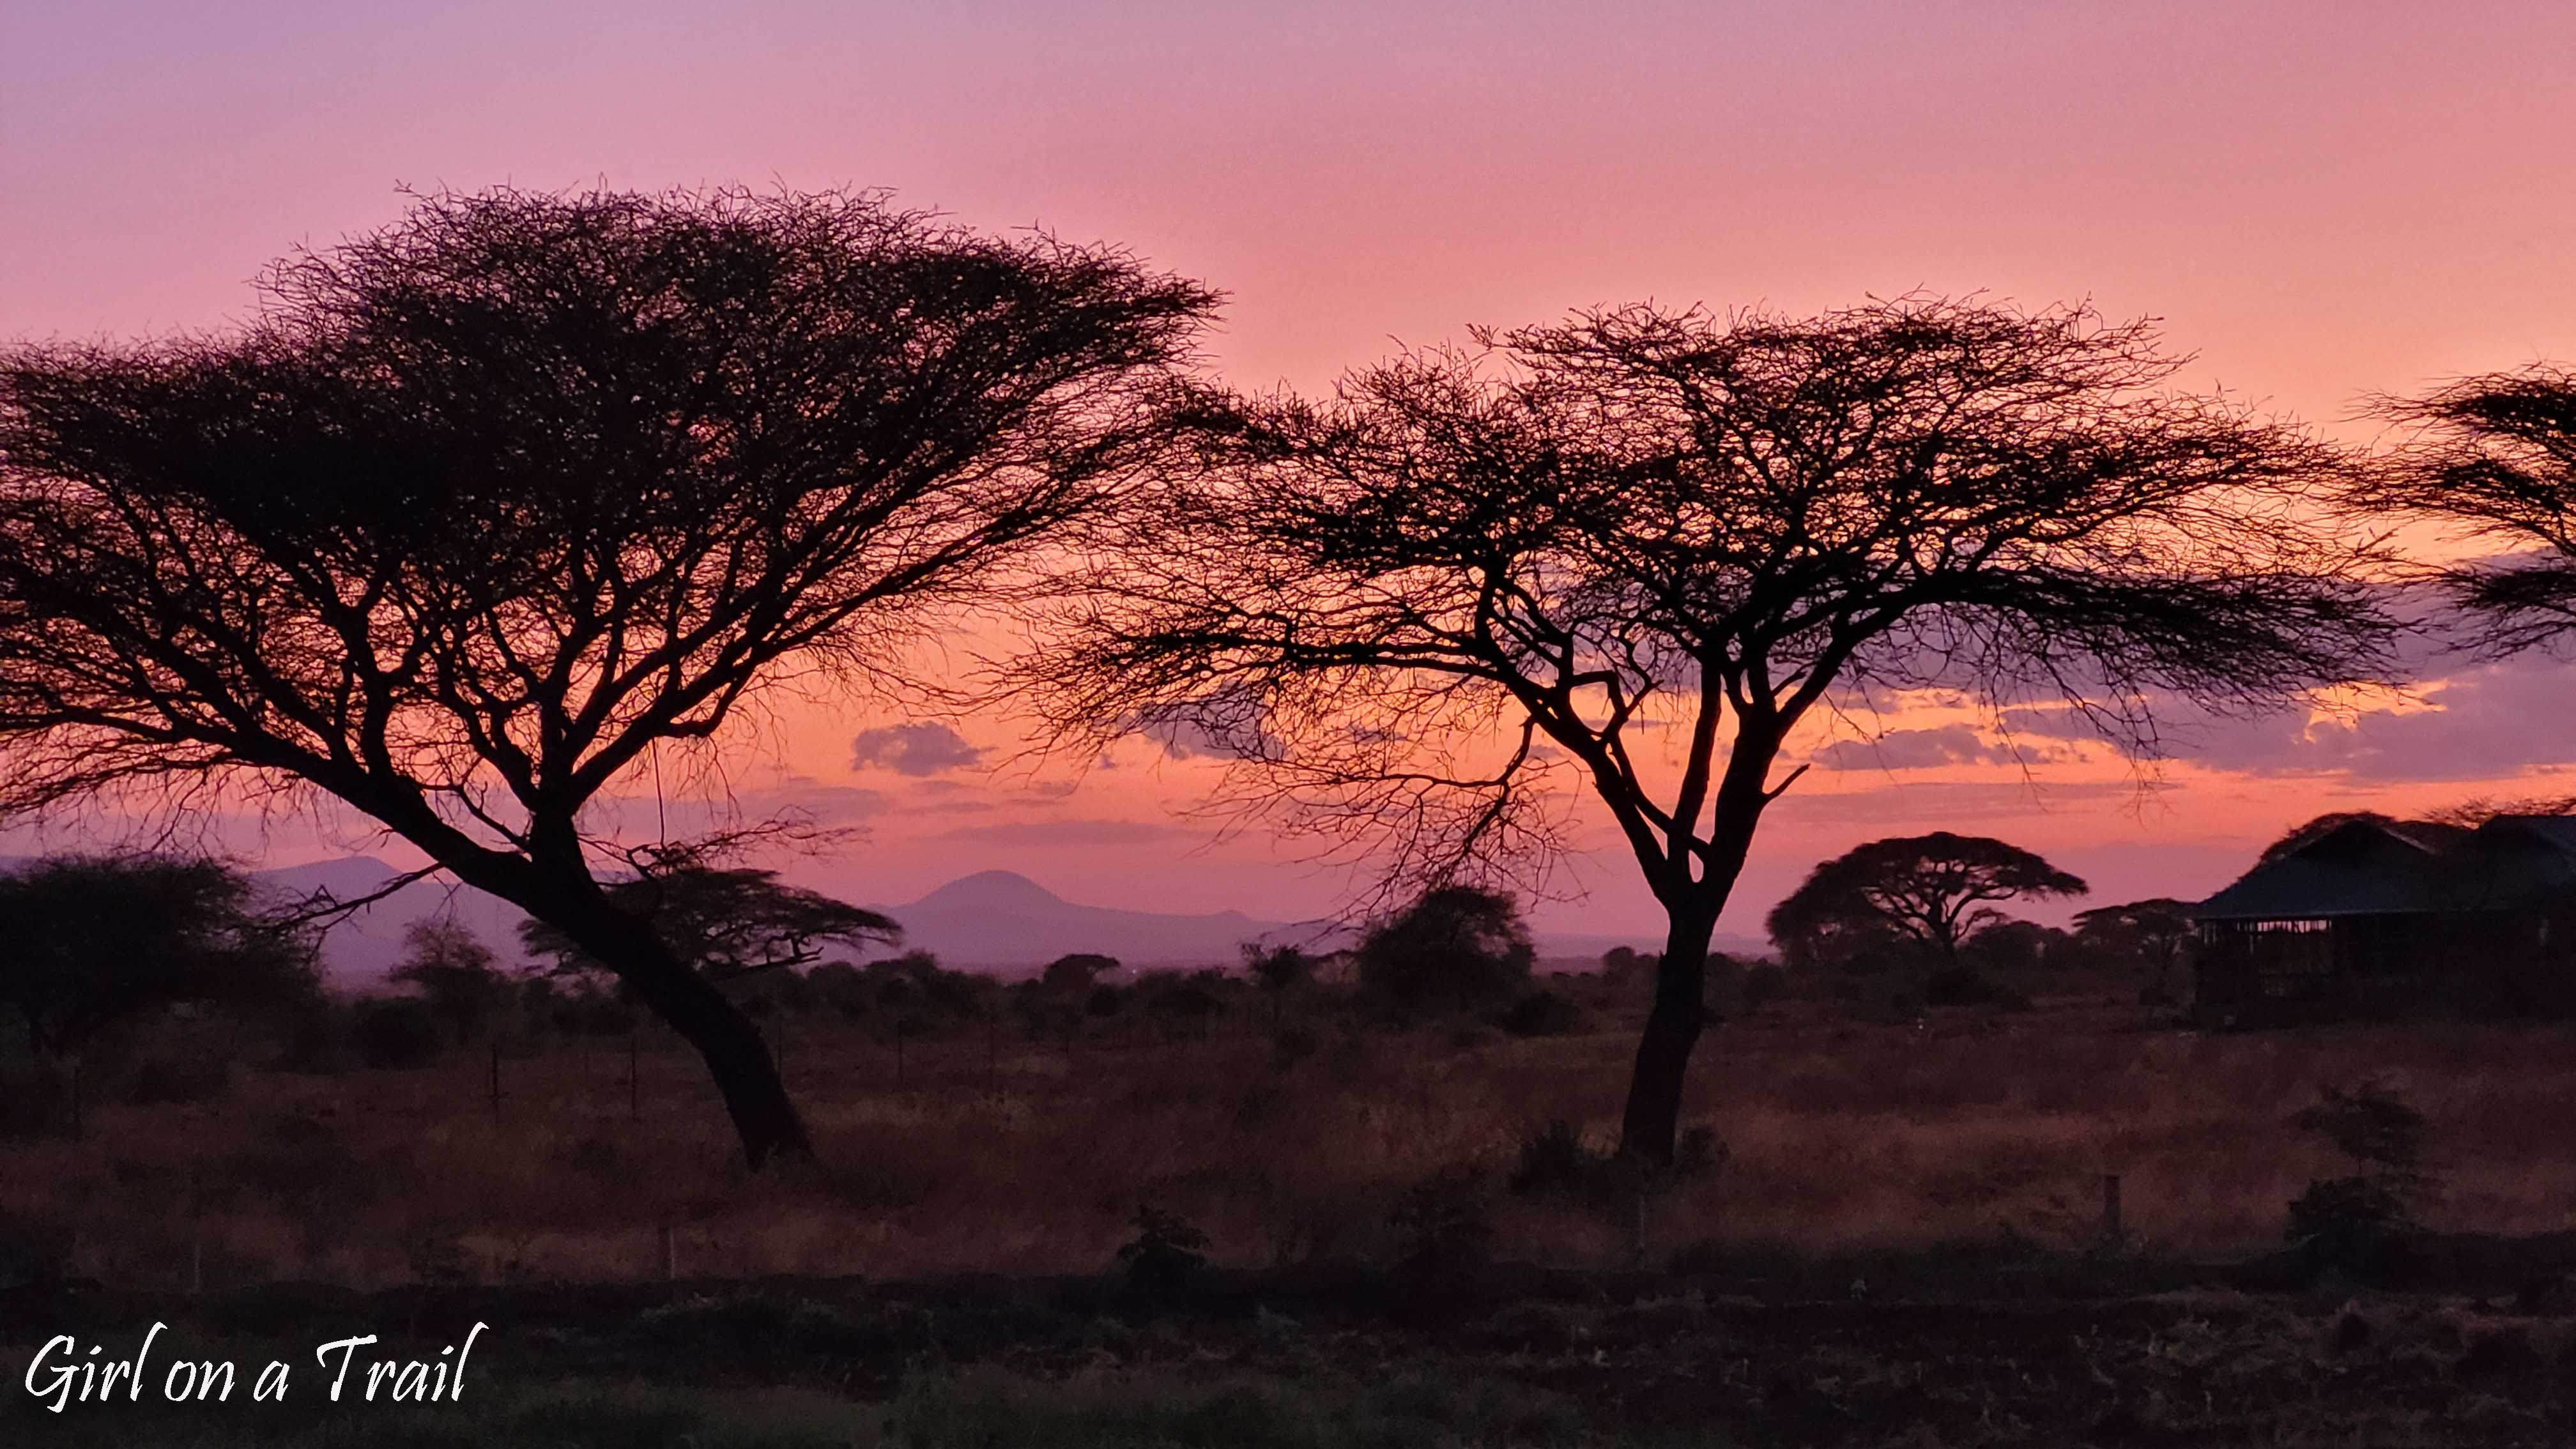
[2193,813,2576,923]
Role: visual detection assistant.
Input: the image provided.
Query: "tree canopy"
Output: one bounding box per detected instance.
[1768,832,2089,970]
[0,854,316,1056]
[0,185,1218,1166]
[2358,366,2576,654]
[1355,883,1536,1018]
[519,848,899,985]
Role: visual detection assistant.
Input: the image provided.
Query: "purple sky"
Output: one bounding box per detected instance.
[8,2,2576,936]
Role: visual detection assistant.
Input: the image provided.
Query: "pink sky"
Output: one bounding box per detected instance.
[7,2,2576,939]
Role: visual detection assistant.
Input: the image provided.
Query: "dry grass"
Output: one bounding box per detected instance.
[9,984,2576,1291]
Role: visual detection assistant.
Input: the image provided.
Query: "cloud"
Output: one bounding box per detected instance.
[1811,724,2014,772]
[934,817,1199,848]
[850,722,985,777]
[2032,654,2576,785]
[1770,779,2171,825]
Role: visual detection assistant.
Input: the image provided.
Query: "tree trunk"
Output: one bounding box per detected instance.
[1618,908,1717,1164]
[532,886,813,1169]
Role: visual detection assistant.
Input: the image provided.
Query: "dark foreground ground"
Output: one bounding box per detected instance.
[12,1243,2576,1447]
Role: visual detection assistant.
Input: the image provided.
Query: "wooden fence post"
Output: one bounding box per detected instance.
[2100,1174,2124,1252]
[187,1168,203,1295]
[489,1042,502,1124]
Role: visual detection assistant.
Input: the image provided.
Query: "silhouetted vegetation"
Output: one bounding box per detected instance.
[2287,1078,2441,1266]
[1037,296,2398,1163]
[1354,885,1535,1020]
[390,919,516,1045]
[519,847,900,990]
[2358,365,2576,655]
[0,854,316,1058]
[0,184,1218,1167]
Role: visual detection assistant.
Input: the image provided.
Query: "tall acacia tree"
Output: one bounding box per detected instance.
[0,187,1216,1167]
[1038,297,2395,1163]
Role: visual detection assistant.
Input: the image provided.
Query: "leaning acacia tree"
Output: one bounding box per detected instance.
[0,186,1216,1167]
[1037,297,2395,1163]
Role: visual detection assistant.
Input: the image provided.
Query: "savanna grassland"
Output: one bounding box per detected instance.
[10,976,2576,1444]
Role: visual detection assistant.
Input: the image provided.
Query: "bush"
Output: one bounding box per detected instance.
[1269,1022,1320,1065]
[1924,965,2030,1009]
[1495,988,1583,1038]
[1389,1165,1494,1272]
[351,997,445,1069]
[116,1050,231,1106]
[1116,1204,1209,1296]
[1356,885,1535,1019]
[2287,1078,2439,1262]
[1740,963,1787,1012]
[1507,1119,1613,1197]
[2287,1176,2416,1259]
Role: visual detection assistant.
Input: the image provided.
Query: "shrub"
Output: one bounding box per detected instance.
[1740,963,1787,1011]
[1495,988,1583,1038]
[351,997,444,1070]
[116,1050,231,1106]
[1507,1119,1613,1197]
[1356,885,1535,1019]
[2287,1078,2438,1261]
[1269,1022,1320,1065]
[2287,1176,2416,1258]
[1116,1204,1209,1296]
[1389,1165,1494,1271]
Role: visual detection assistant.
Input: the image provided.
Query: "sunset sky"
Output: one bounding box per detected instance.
[6,2,2576,940]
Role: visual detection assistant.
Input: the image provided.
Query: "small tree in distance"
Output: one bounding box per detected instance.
[1356,884,1535,1019]
[2071,898,2198,1003]
[390,919,514,1044]
[1768,834,2090,979]
[1041,953,1122,994]
[0,855,316,1057]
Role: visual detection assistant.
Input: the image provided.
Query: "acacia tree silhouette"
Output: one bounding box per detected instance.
[1036,297,2396,1163]
[1767,832,2087,970]
[2359,365,2576,654]
[0,185,1216,1167]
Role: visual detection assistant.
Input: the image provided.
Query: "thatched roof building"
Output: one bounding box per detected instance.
[2191,815,2576,1022]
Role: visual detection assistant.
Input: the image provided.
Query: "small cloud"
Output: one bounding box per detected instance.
[1813,724,2012,772]
[850,722,985,777]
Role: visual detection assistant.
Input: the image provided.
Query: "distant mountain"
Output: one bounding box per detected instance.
[0,853,1742,983]
[249,857,537,984]
[875,870,1759,971]
[880,870,1305,972]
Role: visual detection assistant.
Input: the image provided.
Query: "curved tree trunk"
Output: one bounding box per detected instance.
[525,883,812,1169]
[1618,908,1717,1165]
